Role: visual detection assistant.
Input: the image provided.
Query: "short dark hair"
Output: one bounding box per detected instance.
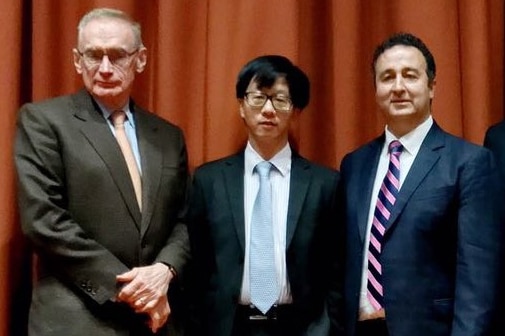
[372,32,436,84]
[236,55,310,110]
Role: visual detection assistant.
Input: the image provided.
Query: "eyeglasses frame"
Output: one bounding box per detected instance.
[244,92,293,112]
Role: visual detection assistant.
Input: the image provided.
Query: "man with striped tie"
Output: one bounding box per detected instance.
[333,32,505,336]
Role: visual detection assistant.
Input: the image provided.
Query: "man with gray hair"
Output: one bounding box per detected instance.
[15,8,190,335]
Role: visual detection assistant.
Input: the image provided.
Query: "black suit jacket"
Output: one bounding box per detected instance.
[337,123,505,336]
[187,150,343,336]
[14,89,190,335]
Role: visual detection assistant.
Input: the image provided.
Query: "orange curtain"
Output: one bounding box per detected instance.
[1,0,503,334]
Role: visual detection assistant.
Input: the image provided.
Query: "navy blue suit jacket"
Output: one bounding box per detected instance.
[339,123,504,336]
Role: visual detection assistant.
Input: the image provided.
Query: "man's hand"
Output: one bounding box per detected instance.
[116,263,174,313]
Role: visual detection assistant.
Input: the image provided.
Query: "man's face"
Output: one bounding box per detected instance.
[73,17,146,110]
[239,77,297,148]
[374,45,435,132]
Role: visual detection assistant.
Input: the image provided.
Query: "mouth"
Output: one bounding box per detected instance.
[96,81,118,88]
[391,99,411,104]
[259,121,276,127]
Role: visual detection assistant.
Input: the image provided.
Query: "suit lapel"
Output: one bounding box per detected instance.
[134,106,163,236]
[73,91,142,229]
[356,139,383,241]
[223,154,246,252]
[385,124,444,232]
[286,154,311,248]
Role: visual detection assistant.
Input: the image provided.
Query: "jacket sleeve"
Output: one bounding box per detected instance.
[451,148,505,335]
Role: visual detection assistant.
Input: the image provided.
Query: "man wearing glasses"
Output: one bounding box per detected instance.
[14,8,189,335]
[187,55,343,336]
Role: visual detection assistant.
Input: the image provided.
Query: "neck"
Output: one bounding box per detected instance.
[249,138,288,161]
[93,95,129,112]
[387,114,430,138]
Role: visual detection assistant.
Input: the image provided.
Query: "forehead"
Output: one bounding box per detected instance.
[247,76,289,91]
[79,18,135,49]
[375,45,427,73]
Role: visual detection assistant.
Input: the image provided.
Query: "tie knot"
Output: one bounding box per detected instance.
[255,161,272,178]
[110,110,126,127]
[389,140,403,155]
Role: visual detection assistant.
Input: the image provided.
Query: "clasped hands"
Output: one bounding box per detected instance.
[116,263,174,333]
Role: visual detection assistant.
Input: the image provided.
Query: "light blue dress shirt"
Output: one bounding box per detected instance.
[95,100,142,174]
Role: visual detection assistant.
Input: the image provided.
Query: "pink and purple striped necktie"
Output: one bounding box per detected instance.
[367,140,403,310]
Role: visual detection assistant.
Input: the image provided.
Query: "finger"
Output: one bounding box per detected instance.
[133,299,150,313]
[150,312,162,333]
[117,286,135,301]
[145,298,158,309]
[126,285,163,305]
[116,268,138,282]
[117,281,144,301]
[133,294,160,313]
[135,297,147,307]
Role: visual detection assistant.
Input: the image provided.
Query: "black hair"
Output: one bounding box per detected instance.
[236,55,310,109]
[372,32,436,84]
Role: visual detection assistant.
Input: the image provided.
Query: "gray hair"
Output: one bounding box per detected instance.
[77,8,144,49]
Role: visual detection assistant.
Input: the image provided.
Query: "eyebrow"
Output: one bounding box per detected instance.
[378,67,421,75]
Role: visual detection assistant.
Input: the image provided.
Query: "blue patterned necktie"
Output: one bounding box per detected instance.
[250,161,279,314]
[367,140,403,310]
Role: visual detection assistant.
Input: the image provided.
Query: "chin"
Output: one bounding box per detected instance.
[387,108,416,117]
[93,87,122,98]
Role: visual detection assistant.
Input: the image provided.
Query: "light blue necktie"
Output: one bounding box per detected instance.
[250,161,279,314]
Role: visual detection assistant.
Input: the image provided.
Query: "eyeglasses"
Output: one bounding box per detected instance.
[244,92,293,112]
[77,48,139,68]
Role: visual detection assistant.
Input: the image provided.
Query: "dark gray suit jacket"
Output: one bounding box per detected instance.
[338,123,505,336]
[187,150,343,336]
[15,89,190,335]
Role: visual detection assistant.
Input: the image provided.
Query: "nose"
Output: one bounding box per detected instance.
[392,76,405,92]
[261,98,276,115]
[98,55,113,73]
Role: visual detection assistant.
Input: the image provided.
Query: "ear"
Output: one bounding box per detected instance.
[429,78,436,99]
[72,48,83,74]
[239,100,245,119]
[135,48,147,73]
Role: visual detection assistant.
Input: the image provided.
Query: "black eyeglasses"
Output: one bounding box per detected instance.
[244,92,293,112]
[76,48,139,68]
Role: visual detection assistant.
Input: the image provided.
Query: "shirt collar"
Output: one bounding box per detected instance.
[245,142,292,177]
[95,99,133,125]
[384,115,433,155]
